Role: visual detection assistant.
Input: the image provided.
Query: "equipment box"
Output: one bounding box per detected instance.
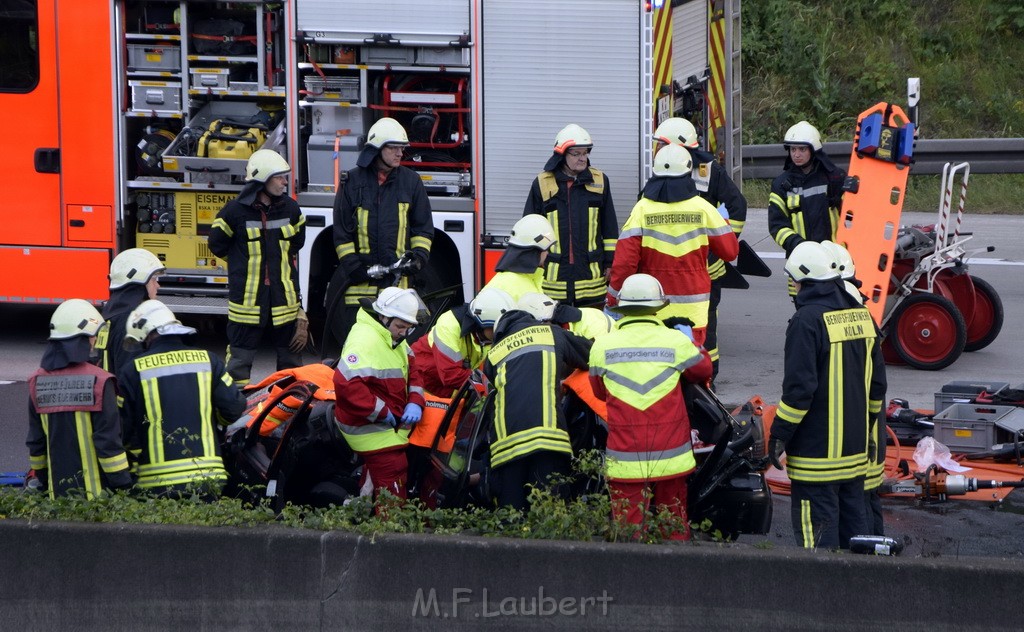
[190,67,235,89]
[361,46,416,65]
[127,43,181,72]
[307,133,363,187]
[303,75,360,102]
[933,380,1010,415]
[161,101,284,178]
[416,46,470,67]
[932,403,1013,453]
[129,80,181,113]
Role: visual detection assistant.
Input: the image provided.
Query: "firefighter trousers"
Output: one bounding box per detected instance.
[226,320,302,385]
[407,444,444,509]
[706,280,722,381]
[491,451,569,510]
[863,488,885,536]
[790,478,867,549]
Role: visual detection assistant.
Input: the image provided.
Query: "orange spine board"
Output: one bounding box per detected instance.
[836,102,914,326]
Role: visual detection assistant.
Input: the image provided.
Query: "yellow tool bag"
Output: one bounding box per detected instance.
[197,119,267,159]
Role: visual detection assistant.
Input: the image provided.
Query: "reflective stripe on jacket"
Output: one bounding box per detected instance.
[524,167,617,304]
[588,316,711,482]
[608,194,738,328]
[208,194,306,326]
[119,338,246,490]
[27,363,128,499]
[690,149,748,282]
[410,305,487,400]
[771,283,887,484]
[483,311,591,469]
[332,164,433,305]
[333,309,425,453]
[482,269,544,304]
[767,155,846,255]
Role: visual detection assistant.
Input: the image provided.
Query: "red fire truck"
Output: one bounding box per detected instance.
[0,0,741,321]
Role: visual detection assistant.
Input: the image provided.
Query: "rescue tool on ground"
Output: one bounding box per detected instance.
[882,465,1024,502]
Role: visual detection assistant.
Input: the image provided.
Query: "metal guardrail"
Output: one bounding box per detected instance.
[742,138,1024,179]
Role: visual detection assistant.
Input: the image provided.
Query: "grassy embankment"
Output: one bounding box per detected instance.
[741,0,1024,214]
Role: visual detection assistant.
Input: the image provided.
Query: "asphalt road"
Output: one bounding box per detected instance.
[1,209,1021,557]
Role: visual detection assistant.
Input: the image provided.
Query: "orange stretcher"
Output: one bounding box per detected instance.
[835,102,916,325]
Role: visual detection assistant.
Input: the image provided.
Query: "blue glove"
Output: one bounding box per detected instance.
[382,411,398,429]
[401,402,423,425]
[674,324,694,341]
[603,306,623,321]
[717,204,730,221]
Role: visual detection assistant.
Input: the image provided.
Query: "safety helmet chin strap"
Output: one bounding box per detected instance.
[471,329,492,347]
[380,314,412,348]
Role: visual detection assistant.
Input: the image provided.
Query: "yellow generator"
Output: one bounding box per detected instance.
[135,190,235,276]
[196,119,267,159]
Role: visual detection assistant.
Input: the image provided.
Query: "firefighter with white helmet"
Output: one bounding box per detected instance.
[654,117,748,386]
[407,287,516,507]
[608,144,738,347]
[27,299,133,499]
[653,117,700,149]
[96,247,165,375]
[820,240,864,305]
[818,241,885,535]
[771,241,886,550]
[516,292,558,322]
[523,123,618,308]
[783,240,840,283]
[483,290,592,511]
[208,148,307,385]
[589,273,712,539]
[327,116,434,354]
[482,214,556,302]
[516,291,614,341]
[412,287,515,399]
[333,286,430,504]
[118,299,246,497]
[769,120,848,299]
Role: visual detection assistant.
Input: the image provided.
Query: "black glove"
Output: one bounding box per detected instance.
[662,316,695,330]
[768,437,786,470]
[349,266,370,283]
[402,251,426,274]
[107,469,134,492]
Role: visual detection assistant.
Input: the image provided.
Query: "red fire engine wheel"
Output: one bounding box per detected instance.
[880,336,904,365]
[888,293,966,371]
[963,276,1004,352]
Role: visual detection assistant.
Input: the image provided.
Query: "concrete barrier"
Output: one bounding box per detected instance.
[0,519,1019,631]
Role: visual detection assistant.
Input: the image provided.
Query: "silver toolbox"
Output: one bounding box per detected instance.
[416,46,470,66]
[307,133,363,186]
[162,101,284,177]
[360,46,416,65]
[303,75,360,101]
[309,104,370,136]
[127,43,181,72]
[189,67,232,89]
[129,80,182,113]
